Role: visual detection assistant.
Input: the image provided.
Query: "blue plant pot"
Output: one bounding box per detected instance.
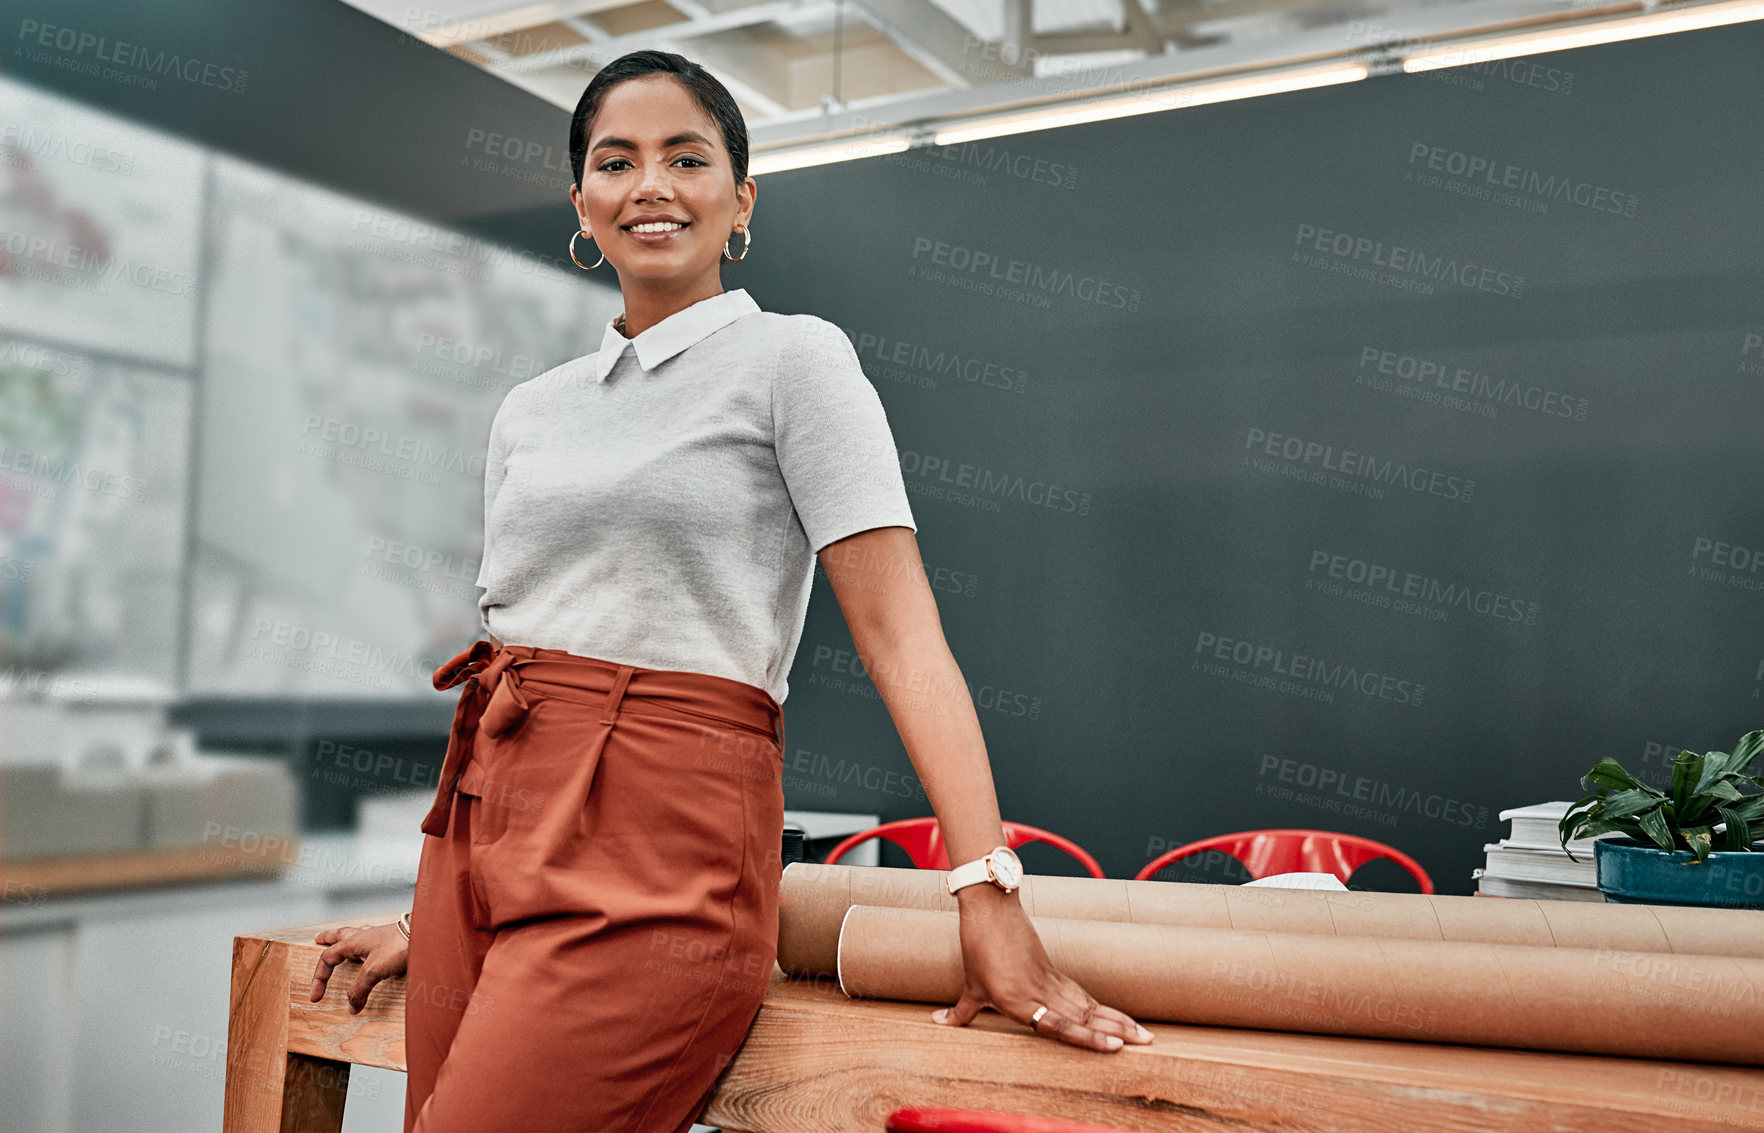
[1594,837,1764,908]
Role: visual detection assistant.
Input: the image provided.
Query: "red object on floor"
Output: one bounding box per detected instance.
[823,816,1106,877]
[886,1106,1148,1132]
[1134,828,1434,893]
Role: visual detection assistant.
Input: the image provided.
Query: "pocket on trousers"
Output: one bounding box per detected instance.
[463,767,547,846]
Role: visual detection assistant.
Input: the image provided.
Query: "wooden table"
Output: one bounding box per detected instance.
[226,915,1764,1132]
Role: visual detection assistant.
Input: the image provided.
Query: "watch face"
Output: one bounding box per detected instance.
[990,847,1023,887]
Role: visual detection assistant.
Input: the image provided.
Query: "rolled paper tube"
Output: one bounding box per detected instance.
[835,905,1764,1066]
[776,862,1764,978]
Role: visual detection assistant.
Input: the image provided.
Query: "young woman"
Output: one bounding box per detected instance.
[307,48,1149,1133]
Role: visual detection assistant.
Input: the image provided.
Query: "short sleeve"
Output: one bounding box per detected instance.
[474,400,512,590]
[773,318,917,554]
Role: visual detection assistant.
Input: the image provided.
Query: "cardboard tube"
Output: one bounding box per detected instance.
[777,863,1764,978]
[836,905,1764,1066]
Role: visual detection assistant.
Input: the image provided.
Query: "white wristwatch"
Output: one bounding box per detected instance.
[946,844,1024,895]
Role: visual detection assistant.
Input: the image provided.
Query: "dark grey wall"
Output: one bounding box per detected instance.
[736,25,1764,891]
[14,0,1760,889]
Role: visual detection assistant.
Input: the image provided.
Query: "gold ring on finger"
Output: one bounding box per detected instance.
[1030,1004,1050,1027]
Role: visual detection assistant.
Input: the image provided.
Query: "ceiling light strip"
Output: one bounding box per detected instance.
[1402,0,1764,70]
[931,61,1369,146]
[749,0,1764,171]
[750,133,916,175]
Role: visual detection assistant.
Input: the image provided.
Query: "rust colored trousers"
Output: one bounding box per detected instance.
[405,640,786,1133]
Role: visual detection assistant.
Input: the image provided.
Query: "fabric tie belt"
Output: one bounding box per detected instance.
[420,640,632,837]
[420,640,778,839]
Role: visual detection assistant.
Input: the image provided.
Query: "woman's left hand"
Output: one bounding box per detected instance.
[931,887,1154,1052]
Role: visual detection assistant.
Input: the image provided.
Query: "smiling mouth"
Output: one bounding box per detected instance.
[624,221,690,235]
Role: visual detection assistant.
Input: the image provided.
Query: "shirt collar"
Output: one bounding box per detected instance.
[592,287,761,382]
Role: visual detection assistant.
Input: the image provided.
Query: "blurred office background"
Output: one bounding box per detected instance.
[1,0,1762,1128]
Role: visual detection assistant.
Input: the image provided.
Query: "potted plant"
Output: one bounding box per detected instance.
[1559,729,1764,908]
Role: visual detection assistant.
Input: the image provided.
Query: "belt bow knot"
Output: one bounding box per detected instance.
[421,641,535,837]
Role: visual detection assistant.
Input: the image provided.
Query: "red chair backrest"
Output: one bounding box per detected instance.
[887,1106,1146,1133]
[1133,828,1434,893]
[823,817,1105,878]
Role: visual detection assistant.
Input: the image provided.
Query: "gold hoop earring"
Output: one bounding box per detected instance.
[569,229,604,270]
[722,225,752,263]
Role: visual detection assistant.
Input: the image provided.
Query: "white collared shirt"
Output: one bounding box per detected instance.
[591,287,761,383]
[474,288,917,704]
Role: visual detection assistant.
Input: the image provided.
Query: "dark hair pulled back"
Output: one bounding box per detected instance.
[568,50,749,190]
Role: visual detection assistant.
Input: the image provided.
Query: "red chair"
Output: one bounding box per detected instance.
[1134,828,1434,893]
[824,817,1106,878]
[887,1106,1148,1132]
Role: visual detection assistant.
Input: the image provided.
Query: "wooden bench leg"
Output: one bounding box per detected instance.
[225,936,291,1133]
[280,1053,352,1132]
[225,936,349,1133]
[227,921,412,1133]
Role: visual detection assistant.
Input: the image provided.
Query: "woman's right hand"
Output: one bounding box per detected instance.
[309,923,409,1015]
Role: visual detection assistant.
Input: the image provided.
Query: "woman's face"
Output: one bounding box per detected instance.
[569,74,755,285]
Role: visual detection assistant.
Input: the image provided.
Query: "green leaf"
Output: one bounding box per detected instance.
[1562,788,1599,815]
[1717,747,1757,778]
[1578,818,1650,840]
[1696,748,1756,794]
[1681,826,1715,864]
[1635,805,1676,853]
[1671,751,1702,813]
[1730,795,1764,825]
[1717,805,1753,852]
[1600,787,1675,820]
[1558,792,1603,848]
[1560,817,1643,862]
[1693,753,1733,797]
[1697,780,1748,807]
[1585,758,1649,794]
[1733,729,1764,768]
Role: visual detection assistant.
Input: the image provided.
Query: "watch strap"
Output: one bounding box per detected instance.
[947,844,1024,894]
[946,855,993,894]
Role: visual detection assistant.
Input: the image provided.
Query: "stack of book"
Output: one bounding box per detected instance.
[1474,801,1609,901]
